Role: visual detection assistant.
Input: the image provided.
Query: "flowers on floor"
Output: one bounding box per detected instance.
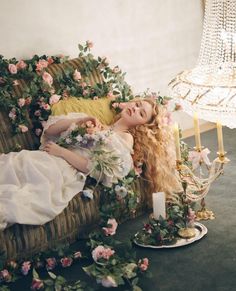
[0,217,151,290]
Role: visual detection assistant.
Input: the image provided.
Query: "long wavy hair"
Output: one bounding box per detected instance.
[126,97,181,207]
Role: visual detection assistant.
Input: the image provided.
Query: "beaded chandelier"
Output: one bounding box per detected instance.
[168,0,236,128]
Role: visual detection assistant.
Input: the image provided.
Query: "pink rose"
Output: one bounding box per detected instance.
[31,278,44,290]
[45,257,57,270]
[19,125,29,133]
[100,276,117,288]
[60,257,73,268]
[9,109,16,120]
[40,103,51,111]
[35,128,42,136]
[47,57,54,65]
[73,69,82,81]
[8,64,17,74]
[92,246,115,262]
[138,258,149,271]
[18,98,26,107]
[34,110,41,117]
[16,60,27,69]
[102,218,118,236]
[73,251,82,259]
[86,40,94,48]
[49,94,61,105]
[0,269,12,282]
[36,59,49,72]
[21,261,31,275]
[82,90,89,96]
[42,72,53,86]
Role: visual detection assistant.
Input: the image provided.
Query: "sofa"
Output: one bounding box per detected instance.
[0,57,148,261]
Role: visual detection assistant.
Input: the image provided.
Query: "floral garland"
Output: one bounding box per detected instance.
[0,42,184,290]
[0,40,133,135]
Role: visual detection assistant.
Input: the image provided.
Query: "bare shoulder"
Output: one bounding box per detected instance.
[117,132,134,148]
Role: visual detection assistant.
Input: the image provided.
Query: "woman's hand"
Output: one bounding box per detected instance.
[76,116,102,130]
[43,141,65,157]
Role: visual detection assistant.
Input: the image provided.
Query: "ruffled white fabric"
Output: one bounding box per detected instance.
[0,150,86,229]
[0,112,133,229]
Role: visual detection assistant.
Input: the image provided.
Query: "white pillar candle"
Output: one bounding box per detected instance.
[216,121,224,155]
[193,112,202,150]
[173,123,181,160]
[152,192,166,220]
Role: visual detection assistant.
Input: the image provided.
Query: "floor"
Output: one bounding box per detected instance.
[9,127,236,290]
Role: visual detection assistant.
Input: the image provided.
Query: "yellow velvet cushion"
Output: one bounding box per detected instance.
[51,97,115,125]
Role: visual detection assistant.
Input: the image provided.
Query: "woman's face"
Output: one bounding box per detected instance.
[121,100,153,127]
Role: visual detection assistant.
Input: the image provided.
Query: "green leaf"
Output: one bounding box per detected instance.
[48,271,57,280]
[32,268,39,279]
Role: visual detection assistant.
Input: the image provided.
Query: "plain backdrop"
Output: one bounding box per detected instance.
[0,0,204,129]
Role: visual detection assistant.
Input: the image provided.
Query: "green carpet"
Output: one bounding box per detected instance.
[8,128,236,290]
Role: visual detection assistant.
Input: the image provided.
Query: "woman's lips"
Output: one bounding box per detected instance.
[127,108,132,116]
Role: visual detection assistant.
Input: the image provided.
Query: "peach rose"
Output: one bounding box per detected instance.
[42,72,53,86]
[18,98,25,107]
[8,64,17,74]
[16,60,27,69]
[49,94,61,105]
[73,69,82,81]
[18,125,28,133]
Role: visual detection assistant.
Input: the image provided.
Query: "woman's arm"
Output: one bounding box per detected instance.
[44,116,102,136]
[43,142,89,173]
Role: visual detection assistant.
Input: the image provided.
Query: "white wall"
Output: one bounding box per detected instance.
[0,0,203,129]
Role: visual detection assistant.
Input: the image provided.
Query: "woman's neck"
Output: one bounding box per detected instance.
[111,119,129,132]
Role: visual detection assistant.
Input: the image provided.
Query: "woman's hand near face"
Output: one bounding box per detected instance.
[43,141,65,157]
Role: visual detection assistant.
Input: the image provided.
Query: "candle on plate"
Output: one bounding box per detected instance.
[152,192,166,220]
[216,121,224,155]
[174,123,181,160]
[193,112,201,150]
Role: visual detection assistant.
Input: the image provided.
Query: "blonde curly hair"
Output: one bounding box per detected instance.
[127,97,181,207]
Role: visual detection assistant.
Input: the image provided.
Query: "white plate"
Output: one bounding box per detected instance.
[133,222,208,249]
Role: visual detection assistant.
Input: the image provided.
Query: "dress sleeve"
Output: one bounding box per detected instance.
[86,132,134,187]
[40,112,88,148]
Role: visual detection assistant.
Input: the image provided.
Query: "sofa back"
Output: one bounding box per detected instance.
[0,58,103,154]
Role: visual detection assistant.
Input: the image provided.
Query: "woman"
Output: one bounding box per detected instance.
[0,98,178,230]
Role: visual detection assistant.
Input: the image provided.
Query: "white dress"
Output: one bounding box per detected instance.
[0,112,133,230]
